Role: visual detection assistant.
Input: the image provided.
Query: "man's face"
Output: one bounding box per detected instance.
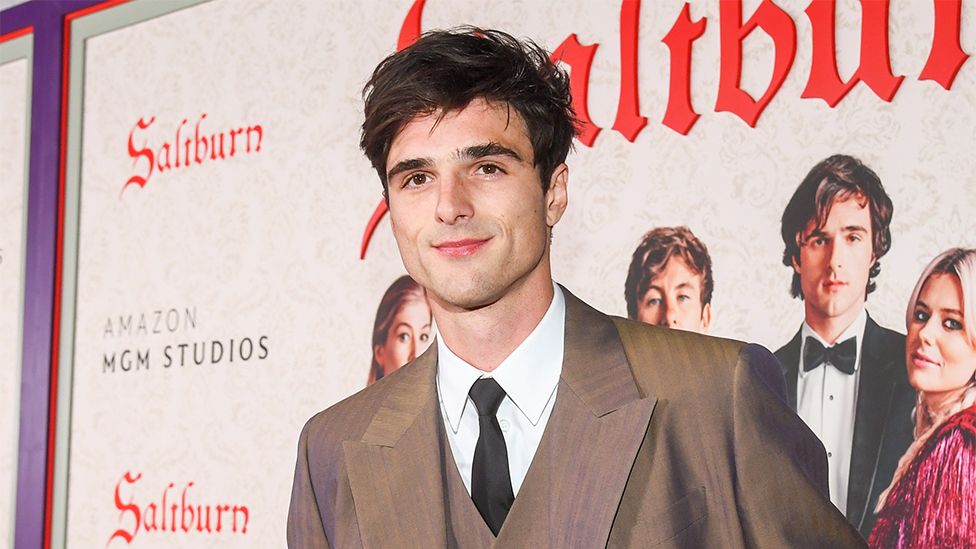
[384,99,568,310]
[636,256,710,332]
[793,196,875,328]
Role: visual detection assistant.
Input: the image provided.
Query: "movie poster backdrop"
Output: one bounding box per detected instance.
[51,0,974,546]
[0,30,32,548]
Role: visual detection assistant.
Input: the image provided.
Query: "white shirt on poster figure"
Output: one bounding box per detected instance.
[436,282,565,497]
[797,307,867,515]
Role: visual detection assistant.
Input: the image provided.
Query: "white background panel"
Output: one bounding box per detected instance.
[0,53,29,546]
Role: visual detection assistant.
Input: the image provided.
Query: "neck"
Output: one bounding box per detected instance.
[431,264,554,373]
[922,385,971,417]
[805,302,863,345]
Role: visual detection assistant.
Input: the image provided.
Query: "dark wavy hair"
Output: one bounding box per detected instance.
[780,154,894,299]
[360,27,579,195]
[624,226,714,319]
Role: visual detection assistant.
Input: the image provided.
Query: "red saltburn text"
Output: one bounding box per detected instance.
[124,114,263,195]
[107,471,249,546]
[359,0,969,257]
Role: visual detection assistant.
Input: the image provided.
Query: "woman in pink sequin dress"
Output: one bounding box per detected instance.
[869,248,976,548]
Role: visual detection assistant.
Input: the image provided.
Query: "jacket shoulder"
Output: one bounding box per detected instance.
[299,365,409,459]
[612,316,784,398]
[613,315,745,368]
[930,405,976,445]
[772,328,801,370]
[900,406,976,499]
[866,316,907,353]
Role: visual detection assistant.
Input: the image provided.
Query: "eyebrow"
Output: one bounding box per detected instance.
[804,225,868,240]
[387,142,525,182]
[456,142,524,163]
[916,299,963,316]
[387,157,432,181]
[648,281,698,293]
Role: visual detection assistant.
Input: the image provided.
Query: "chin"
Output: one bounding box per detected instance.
[908,372,936,393]
[431,280,501,310]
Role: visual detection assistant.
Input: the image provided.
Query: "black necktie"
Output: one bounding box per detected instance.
[803,336,857,375]
[469,378,515,536]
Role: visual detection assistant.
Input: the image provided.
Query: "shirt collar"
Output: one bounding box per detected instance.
[799,307,867,377]
[436,282,566,432]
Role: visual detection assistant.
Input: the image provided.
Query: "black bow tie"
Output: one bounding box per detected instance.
[803,336,857,375]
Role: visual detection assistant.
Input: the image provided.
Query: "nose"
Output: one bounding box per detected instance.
[406,334,418,362]
[655,299,678,327]
[828,240,843,271]
[665,306,680,327]
[435,172,473,225]
[918,317,938,346]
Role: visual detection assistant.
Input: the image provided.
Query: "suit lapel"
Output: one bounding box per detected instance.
[499,290,656,547]
[343,346,447,549]
[777,330,802,410]
[846,316,898,529]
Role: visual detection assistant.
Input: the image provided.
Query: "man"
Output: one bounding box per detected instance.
[776,154,915,538]
[289,28,862,547]
[625,226,713,332]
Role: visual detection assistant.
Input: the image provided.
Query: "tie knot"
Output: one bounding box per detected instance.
[469,378,507,417]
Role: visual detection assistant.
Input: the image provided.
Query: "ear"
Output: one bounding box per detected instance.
[792,255,801,274]
[544,163,569,227]
[373,344,385,366]
[700,302,712,332]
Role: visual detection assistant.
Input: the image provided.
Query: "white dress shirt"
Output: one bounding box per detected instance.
[435,283,565,497]
[796,308,867,515]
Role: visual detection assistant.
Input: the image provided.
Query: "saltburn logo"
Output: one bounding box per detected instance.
[107,471,249,547]
[124,114,264,195]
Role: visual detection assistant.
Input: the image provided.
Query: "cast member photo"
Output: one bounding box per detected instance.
[868,248,976,548]
[624,226,713,333]
[775,154,915,537]
[368,274,432,385]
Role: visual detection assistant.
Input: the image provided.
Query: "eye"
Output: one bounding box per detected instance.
[943,317,964,331]
[646,298,661,306]
[475,163,505,177]
[912,309,929,323]
[848,234,862,243]
[419,333,429,343]
[677,294,690,302]
[808,237,826,247]
[402,173,430,189]
[397,331,410,342]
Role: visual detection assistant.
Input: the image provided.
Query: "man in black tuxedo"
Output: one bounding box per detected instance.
[776,154,915,539]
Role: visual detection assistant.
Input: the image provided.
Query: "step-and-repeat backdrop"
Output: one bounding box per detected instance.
[0,30,31,548]
[49,0,974,546]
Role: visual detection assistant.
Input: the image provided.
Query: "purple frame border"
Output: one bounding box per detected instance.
[1,2,99,548]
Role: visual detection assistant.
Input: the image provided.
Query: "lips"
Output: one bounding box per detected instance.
[432,237,491,257]
[911,350,940,369]
[823,280,847,291]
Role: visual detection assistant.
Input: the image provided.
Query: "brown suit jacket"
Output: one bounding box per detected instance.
[288,290,865,548]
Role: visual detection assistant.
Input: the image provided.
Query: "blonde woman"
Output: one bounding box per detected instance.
[869,248,976,548]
